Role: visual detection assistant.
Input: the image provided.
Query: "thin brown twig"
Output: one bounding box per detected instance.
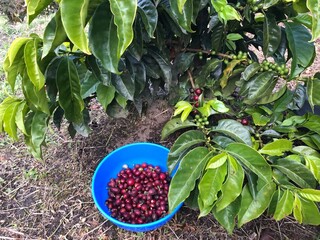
[187,70,196,89]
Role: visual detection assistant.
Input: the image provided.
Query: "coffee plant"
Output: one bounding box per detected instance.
[1,0,320,233]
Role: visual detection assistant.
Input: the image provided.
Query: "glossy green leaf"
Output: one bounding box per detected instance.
[174,101,193,122]
[173,52,196,75]
[273,189,294,221]
[199,163,227,211]
[208,99,229,113]
[168,147,210,212]
[61,0,90,54]
[295,195,320,225]
[89,2,120,73]
[198,195,214,217]
[259,139,293,156]
[211,119,252,146]
[300,114,320,135]
[206,152,228,169]
[285,22,315,79]
[215,155,244,212]
[293,13,312,29]
[304,155,320,181]
[3,101,20,140]
[238,182,276,227]
[213,197,241,235]
[298,189,320,202]
[111,73,135,101]
[5,37,30,67]
[211,0,241,22]
[56,56,84,123]
[307,78,320,112]
[96,84,116,111]
[263,13,281,57]
[110,0,137,58]
[137,0,158,37]
[21,72,49,114]
[15,101,29,135]
[170,0,194,32]
[26,0,52,24]
[42,10,67,58]
[306,0,320,41]
[273,158,317,189]
[251,112,270,126]
[293,146,320,157]
[31,111,49,150]
[168,130,206,174]
[242,72,276,105]
[161,118,197,140]
[81,72,99,98]
[24,39,45,90]
[241,62,261,81]
[0,97,17,132]
[226,143,272,183]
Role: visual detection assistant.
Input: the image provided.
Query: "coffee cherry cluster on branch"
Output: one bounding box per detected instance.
[195,114,209,128]
[105,163,170,224]
[260,60,289,77]
[189,87,203,108]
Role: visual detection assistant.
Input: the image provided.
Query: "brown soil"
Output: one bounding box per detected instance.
[0,99,319,240]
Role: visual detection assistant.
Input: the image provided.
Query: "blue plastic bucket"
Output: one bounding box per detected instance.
[91,142,183,232]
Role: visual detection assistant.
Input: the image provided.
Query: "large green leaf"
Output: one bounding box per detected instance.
[198,163,227,210]
[168,130,206,173]
[304,155,320,181]
[263,13,281,57]
[259,139,293,156]
[213,197,241,235]
[306,0,320,41]
[15,101,29,135]
[161,118,197,140]
[110,0,137,58]
[215,155,244,212]
[238,182,276,227]
[226,143,272,183]
[56,57,84,123]
[89,1,120,73]
[294,195,320,225]
[273,158,317,189]
[307,78,320,111]
[4,37,30,68]
[3,100,20,140]
[26,0,53,24]
[285,22,315,79]
[80,72,100,98]
[137,0,158,37]
[210,0,241,22]
[300,114,320,135]
[195,59,221,86]
[111,73,135,101]
[241,62,261,82]
[96,84,116,111]
[211,119,252,146]
[60,0,90,54]
[42,10,67,58]
[273,189,294,221]
[168,147,210,212]
[24,39,45,91]
[241,72,276,105]
[298,188,320,202]
[169,0,194,32]
[22,72,49,114]
[31,111,49,150]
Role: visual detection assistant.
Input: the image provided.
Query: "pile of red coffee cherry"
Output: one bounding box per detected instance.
[105,163,170,224]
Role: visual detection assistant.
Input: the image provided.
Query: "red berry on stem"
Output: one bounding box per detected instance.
[195,88,202,96]
[241,118,249,125]
[193,95,199,101]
